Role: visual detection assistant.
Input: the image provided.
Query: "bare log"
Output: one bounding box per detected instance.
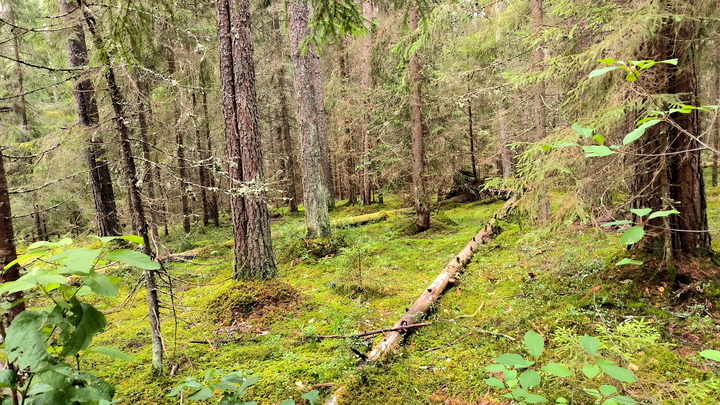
[323,198,513,405]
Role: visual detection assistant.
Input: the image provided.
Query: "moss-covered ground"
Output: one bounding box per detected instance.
[54,192,720,404]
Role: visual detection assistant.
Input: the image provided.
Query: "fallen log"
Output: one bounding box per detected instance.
[323,198,514,405]
[330,208,413,228]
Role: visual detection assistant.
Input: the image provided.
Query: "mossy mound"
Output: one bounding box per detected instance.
[205,279,302,328]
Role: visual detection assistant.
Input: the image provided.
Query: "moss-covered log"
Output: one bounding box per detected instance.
[323,198,513,405]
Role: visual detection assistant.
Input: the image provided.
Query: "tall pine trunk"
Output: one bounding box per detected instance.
[288,0,331,238]
[360,0,373,206]
[215,0,277,279]
[9,8,28,130]
[632,4,710,266]
[82,2,163,372]
[167,51,192,234]
[409,6,430,232]
[60,0,120,237]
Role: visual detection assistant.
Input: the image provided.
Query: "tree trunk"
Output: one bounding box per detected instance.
[278,64,300,213]
[9,8,28,131]
[60,0,121,237]
[82,1,163,372]
[288,0,331,238]
[360,0,373,206]
[495,3,512,179]
[632,6,710,262]
[137,79,160,242]
[409,6,430,232]
[167,51,192,234]
[467,100,477,182]
[713,40,719,187]
[193,91,211,227]
[324,199,513,405]
[530,0,549,221]
[215,0,277,279]
[0,153,24,324]
[199,60,220,226]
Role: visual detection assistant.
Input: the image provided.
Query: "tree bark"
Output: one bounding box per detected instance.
[0,152,24,324]
[360,0,373,206]
[137,79,160,242]
[277,64,300,213]
[409,6,430,232]
[713,40,720,187]
[60,0,121,237]
[193,91,211,227]
[199,60,220,226]
[215,0,277,279]
[82,1,163,372]
[288,0,331,238]
[167,50,192,234]
[324,199,513,405]
[632,5,710,260]
[8,8,28,131]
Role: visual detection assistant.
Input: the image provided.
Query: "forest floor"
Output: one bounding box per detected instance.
[57,187,720,404]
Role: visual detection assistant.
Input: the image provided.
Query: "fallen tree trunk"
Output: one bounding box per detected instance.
[323,199,513,405]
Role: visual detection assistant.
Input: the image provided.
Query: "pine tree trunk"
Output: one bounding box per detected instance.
[277,65,300,212]
[82,2,163,372]
[288,0,331,238]
[468,101,477,182]
[409,6,430,232]
[167,51,192,234]
[193,92,211,227]
[0,153,24,324]
[530,0,549,221]
[198,61,220,226]
[215,0,277,279]
[360,0,373,206]
[9,8,28,131]
[713,41,719,187]
[60,0,120,237]
[632,6,710,261]
[137,79,160,241]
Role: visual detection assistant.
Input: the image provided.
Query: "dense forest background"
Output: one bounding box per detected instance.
[1,0,720,404]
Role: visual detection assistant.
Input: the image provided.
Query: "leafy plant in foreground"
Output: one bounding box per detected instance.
[167,368,320,405]
[483,331,638,404]
[0,236,157,405]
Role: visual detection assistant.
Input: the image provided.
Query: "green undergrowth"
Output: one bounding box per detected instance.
[49,195,720,404]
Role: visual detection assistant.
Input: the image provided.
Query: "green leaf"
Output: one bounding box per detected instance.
[118,235,145,244]
[580,335,600,356]
[484,377,505,389]
[700,349,720,361]
[583,145,615,157]
[623,119,661,145]
[603,400,618,405]
[278,400,296,405]
[503,369,518,381]
[629,208,652,217]
[600,220,633,227]
[510,388,528,397]
[47,248,101,275]
[525,394,548,404]
[541,363,572,377]
[6,311,53,370]
[613,396,637,405]
[589,66,618,78]
[600,365,637,382]
[648,210,680,220]
[595,358,615,366]
[620,226,645,245]
[60,301,108,357]
[0,281,38,295]
[187,388,213,400]
[556,398,568,404]
[616,258,643,266]
[624,71,638,82]
[599,385,618,396]
[84,272,119,297]
[658,58,678,65]
[105,249,160,270]
[584,388,601,398]
[0,369,17,388]
[84,346,132,362]
[592,135,605,146]
[572,123,593,138]
[524,331,544,358]
[495,353,534,368]
[597,58,616,65]
[519,370,541,389]
[302,390,320,405]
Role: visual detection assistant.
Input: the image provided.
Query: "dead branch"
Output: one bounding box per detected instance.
[316,322,431,339]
